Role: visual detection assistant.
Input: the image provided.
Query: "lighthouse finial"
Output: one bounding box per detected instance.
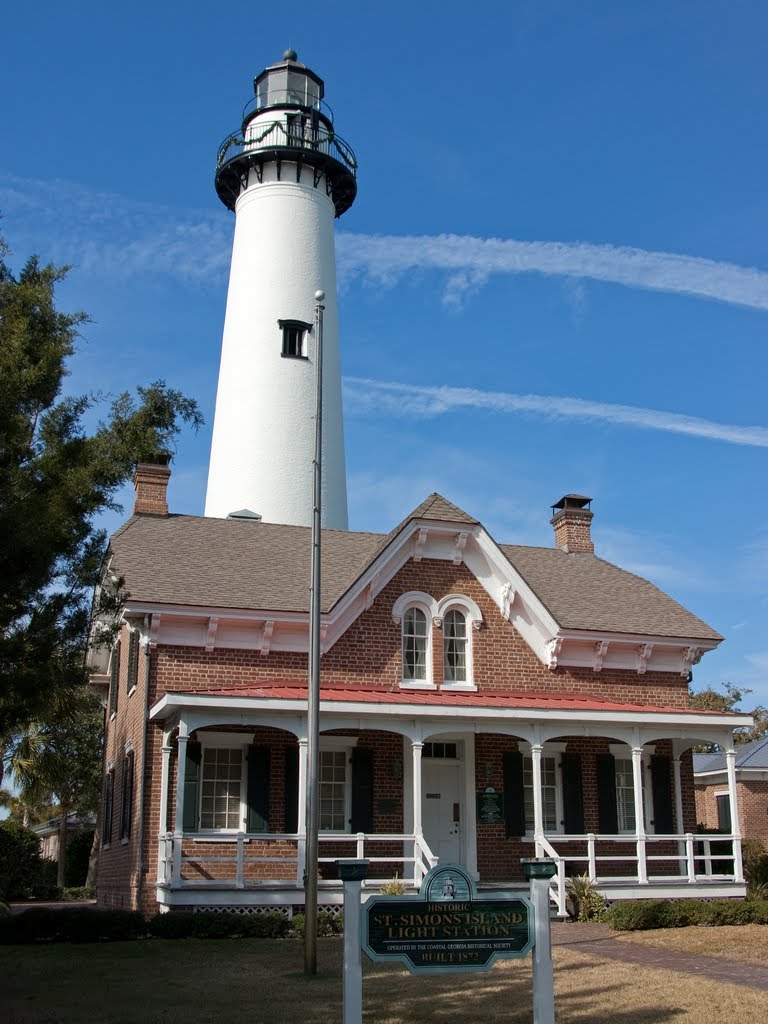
[283,48,298,61]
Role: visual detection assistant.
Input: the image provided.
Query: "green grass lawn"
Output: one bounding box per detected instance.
[2,936,767,1024]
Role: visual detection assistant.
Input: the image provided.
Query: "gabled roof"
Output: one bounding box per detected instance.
[107,492,720,644]
[693,734,768,774]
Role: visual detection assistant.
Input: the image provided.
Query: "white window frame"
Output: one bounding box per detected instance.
[715,790,732,833]
[197,732,249,834]
[519,742,567,837]
[609,743,656,835]
[392,592,437,689]
[436,594,482,691]
[318,736,357,834]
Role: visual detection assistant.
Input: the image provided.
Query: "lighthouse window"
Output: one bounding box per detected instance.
[278,319,312,360]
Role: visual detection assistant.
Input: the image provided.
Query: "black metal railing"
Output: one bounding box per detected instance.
[216,120,357,177]
[242,91,335,124]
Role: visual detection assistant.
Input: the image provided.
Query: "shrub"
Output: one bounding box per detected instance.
[746,898,768,925]
[289,911,340,937]
[62,886,96,901]
[380,874,408,895]
[0,821,43,900]
[241,912,291,938]
[0,907,145,944]
[565,875,607,922]
[743,838,768,890]
[30,858,60,901]
[608,899,667,931]
[147,911,196,939]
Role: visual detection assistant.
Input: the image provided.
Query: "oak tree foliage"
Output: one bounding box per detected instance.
[0,240,202,740]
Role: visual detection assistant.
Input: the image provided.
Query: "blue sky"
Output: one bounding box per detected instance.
[2,2,767,707]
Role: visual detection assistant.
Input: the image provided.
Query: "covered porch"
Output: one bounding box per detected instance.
[149,685,747,913]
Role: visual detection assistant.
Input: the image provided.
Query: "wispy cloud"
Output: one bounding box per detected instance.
[343,377,768,449]
[4,175,768,312]
[337,233,768,312]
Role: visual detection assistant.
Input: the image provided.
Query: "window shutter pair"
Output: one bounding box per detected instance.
[502,751,585,836]
[282,745,374,834]
[181,742,271,832]
[596,752,674,834]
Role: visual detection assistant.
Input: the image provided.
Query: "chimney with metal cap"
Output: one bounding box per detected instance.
[133,458,171,516]
[550,494,594,553]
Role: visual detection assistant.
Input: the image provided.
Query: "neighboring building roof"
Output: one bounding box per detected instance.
[30,811,96,836]
[693,734,768,775]
[108,493,720,641]
[501,544,721,641]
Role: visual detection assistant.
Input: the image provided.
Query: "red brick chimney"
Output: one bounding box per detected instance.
[550,494,594,553]
[133,460,171,516]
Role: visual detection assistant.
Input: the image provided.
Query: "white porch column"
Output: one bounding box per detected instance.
[172,719,189,889]
[157,729,173,885]
[725,748,744,882]
[412,741,424,838]
[297,737,308,885]
[672,754,686,879]
[531,743,545,857]
[158,729,173,835]
[173,721,189,834]
[632,746,648,884]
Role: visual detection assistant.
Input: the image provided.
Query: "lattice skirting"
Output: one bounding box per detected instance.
[193,904,342,918]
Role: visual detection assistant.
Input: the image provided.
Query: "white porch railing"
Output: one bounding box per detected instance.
[539,832,741,917]
[157,831,438,890]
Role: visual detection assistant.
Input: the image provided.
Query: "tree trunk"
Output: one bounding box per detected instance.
[57,805,69,889]
[86,827,99,888]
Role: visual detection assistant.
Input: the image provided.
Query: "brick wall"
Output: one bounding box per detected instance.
[696,777,768,849]
[97,624,149,910]
[150,559,691,708]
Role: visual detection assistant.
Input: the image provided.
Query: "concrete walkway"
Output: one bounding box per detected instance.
[551,922,768,992]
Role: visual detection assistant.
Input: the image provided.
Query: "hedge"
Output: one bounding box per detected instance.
[609,897,768,931]
[0,908,146,944]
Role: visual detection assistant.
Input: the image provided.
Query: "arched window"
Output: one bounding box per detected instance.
[403,607,428,682]
[443,610,467,683]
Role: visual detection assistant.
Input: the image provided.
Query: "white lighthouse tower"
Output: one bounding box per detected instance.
[205,51,356,528]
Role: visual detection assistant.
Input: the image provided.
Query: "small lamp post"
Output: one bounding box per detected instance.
[521,858,557,1024]
[337,859,369,1024]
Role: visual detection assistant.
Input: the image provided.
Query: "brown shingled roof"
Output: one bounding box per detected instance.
[108,495,720,641]
[500,544,722,641]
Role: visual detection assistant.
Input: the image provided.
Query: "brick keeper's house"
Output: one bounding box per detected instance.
[91,472,750,918]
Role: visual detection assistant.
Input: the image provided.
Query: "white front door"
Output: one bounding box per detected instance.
[421,759,463,864]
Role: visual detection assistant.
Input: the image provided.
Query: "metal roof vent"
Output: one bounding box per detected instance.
[227,508,263,521]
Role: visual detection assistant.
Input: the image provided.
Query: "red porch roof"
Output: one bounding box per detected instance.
[188,682,723,717]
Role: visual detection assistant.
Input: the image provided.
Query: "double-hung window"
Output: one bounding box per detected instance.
[200,747,243,831]
[319,749,349,831]
[402,607,428,683]
[120,749,135,840]
[442,610,467,683]
[523,755,559,832]
[614,758,636,832]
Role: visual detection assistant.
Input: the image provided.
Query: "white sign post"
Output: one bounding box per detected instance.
[337,859,368,1024]
[521,858,557,1024]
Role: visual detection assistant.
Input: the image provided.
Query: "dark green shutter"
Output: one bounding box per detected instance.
[108,641,121,715]
[284,745,299,833]
[127,630,139,691]
[350,748,374,833]
[596,753,618,834]
[246,745,271,833]
[503,751,525,837]
[182,741,202,831]
[561,753,584,833]
[650,755,674,833]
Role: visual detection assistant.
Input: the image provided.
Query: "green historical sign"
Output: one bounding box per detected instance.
[363,864,533,974]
